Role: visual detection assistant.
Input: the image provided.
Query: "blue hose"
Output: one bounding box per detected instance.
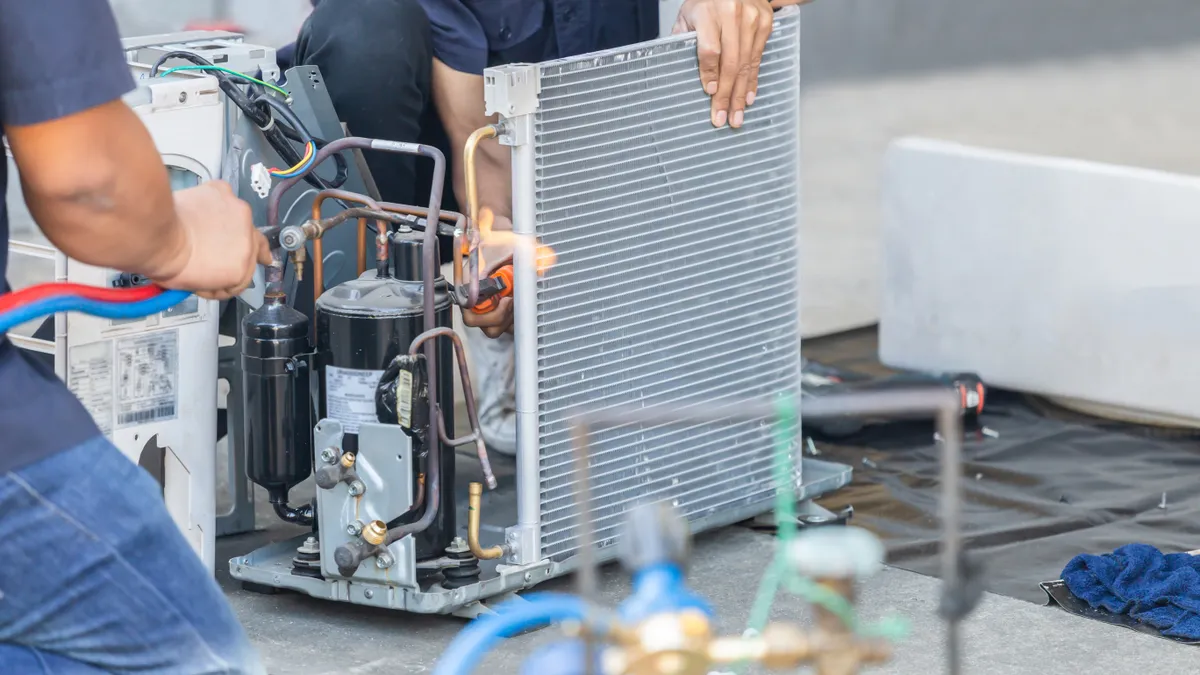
[0,290,192,334]
[432,594,597,675]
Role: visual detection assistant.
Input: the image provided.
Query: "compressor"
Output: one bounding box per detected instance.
[237,135,505,590]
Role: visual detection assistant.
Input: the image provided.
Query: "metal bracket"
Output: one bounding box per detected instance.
[505,523,541,566]
[748,501,854,530]
[452,591,527,620]
[484,64,541,119]
[497,115,535,148]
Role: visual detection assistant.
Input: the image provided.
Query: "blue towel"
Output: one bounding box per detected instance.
[1062,544,1200,639]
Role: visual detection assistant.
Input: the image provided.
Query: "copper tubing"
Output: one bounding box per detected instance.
[408,326,497,490]
[464,125,499,237]
[376,202,476,308]
[386,473,426,530]
[462,125,500,305]
[468,482,508,560]
[310,189,387,295]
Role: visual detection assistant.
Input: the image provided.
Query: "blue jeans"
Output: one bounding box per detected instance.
[0,437,263,674]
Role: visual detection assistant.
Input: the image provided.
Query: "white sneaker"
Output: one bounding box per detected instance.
[463,325,517,456]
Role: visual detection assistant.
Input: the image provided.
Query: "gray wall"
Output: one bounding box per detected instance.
[802,0,1200,84]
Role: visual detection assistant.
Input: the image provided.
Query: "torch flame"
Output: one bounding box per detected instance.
[478,207,557,274]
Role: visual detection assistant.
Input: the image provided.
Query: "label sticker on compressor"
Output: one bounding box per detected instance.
[326,366,385,434]
[68,341,114,438]
[116,331,179,428]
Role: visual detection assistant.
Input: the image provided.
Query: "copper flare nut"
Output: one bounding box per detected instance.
[340,452,357,469]
[362,520,388,546]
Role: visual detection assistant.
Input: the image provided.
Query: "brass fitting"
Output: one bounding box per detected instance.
[708,624,813,670]
[362,520,388,546]
[467,482,508,560]
[340,452,356,469]
[290,246,307,282]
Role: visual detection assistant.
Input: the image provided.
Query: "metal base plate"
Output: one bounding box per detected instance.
[228,458,852,615]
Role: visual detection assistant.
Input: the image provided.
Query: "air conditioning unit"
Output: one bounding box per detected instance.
[5,68,224,571]
[226,6,847,617]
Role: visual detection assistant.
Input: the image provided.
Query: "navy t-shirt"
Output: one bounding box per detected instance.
[413,0,657,74]
[0,0,136,472]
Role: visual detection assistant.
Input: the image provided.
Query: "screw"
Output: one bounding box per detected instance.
[320,447,337,464]
[347,521,364,536]
[348,481,366,497]
[376,553,395,569]
[523,572,533,583]
[178,91,188,103]
[364,589,375,599]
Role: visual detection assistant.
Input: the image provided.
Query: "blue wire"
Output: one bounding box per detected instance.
[432,594,596,675]
[0,290,193,334]
[270,142,317,179]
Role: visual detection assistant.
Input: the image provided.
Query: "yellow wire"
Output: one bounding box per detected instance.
[269,142,314,177]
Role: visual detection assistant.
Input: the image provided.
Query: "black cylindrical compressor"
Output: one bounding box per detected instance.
[315,227,456,559]
[241,297,315,524]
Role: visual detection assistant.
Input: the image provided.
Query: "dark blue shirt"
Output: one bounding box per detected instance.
[417,0,659,73]
[1,0,135,472]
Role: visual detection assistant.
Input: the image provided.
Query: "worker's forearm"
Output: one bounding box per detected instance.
[8,101,188,279]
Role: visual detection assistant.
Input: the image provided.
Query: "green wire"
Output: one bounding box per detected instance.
[157,64,290,98]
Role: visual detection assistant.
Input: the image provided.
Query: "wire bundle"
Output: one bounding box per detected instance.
[0,283,191,335]
[150,54,348,190]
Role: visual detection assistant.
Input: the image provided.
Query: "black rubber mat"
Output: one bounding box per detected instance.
[807,328,1200,604]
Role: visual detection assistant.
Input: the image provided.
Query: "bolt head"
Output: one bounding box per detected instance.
[523,572,533,582]
[178,91,188,103]
[364,589,375,599]
[346,522,363,536]
[348,481,366,497]
[376,553,394,569]
[320,448,337,464]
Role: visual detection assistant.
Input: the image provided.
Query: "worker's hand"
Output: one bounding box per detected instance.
[674,0,776,129]
[150,181,273,301]
[463,212,516,338]
[767,0,815,7]
[465,253,514,338]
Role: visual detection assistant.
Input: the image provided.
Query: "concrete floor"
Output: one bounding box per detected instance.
[219,520,1199,674]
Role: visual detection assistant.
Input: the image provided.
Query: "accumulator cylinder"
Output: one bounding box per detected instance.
[241,296,315,525]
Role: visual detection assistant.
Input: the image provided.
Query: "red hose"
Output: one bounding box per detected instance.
[0,282,164,313]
